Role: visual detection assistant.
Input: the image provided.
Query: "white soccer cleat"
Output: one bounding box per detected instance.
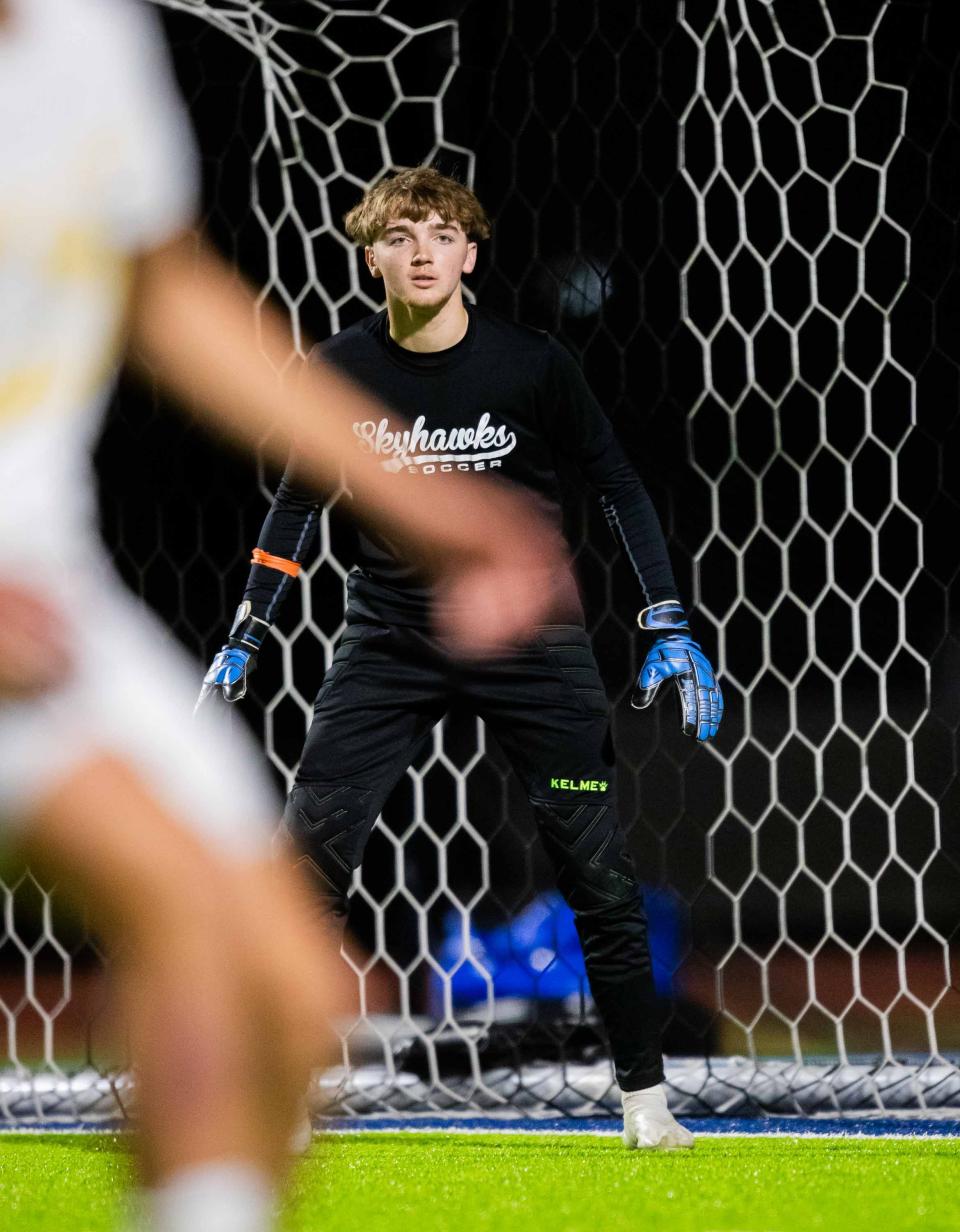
[621,1084,694,1150]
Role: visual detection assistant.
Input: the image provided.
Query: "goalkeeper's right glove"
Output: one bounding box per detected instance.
[195,602,270,712]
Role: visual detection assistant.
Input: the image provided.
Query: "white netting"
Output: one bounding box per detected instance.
[2,0,959,1123]
[672,0,953,1107]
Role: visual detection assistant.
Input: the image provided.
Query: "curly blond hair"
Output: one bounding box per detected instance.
[344,166,492,246]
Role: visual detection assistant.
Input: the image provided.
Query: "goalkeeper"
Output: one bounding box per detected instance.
[206,166,723,1150]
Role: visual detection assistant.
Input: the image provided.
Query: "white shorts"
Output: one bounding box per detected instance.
[0,559,278,860]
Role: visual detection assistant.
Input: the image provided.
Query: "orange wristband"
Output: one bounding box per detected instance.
[251,548,301,578]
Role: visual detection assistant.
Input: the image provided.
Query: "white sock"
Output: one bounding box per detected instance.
[143,1161,275,1232]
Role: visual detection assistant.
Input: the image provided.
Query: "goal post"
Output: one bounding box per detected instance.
[2,0,959,1123]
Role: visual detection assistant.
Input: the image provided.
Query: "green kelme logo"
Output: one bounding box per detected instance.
[550,777,608,792]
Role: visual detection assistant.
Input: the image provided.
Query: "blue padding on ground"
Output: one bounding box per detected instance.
[688,1116,960,1138]
[0,1118,128,1133]
[2,1114,957,1137]
[319,1114,960,1138]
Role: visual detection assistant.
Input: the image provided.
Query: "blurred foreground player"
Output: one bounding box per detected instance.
[0,4,567,1230]
[205,167,724,1150]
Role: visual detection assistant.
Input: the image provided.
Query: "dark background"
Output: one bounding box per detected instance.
[82,0,960,1054]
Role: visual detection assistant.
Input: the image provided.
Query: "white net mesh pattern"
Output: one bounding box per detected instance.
[2,0,958,1122]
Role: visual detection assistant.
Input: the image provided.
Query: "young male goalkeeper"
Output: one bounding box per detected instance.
[205,166,724,1150]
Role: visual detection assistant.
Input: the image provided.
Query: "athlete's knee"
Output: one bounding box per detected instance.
[530,793,640,910]
[282,780,375,916]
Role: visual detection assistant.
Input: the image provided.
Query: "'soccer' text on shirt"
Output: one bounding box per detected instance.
[353,413,518,474]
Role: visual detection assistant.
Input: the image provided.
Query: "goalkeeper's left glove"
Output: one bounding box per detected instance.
[631,600,723,742]
[194,602,270,713]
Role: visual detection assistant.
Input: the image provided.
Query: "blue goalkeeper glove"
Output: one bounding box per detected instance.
[195,602,270,712]
[631,600,723,742]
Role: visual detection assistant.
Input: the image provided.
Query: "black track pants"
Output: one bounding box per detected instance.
[283,620,664,1091]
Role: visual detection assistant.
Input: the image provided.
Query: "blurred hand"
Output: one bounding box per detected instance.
[428,485,575,656]
[0,584,70,699]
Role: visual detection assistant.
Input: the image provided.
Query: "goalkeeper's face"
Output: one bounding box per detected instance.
[366,214,477,311]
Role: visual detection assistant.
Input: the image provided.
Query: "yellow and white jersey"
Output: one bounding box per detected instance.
[0,1,278,854]
[0,0,197,566]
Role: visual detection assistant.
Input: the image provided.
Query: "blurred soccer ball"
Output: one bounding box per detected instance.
[547,254,611,319]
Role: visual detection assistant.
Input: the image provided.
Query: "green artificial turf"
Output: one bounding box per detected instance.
[1,1131,958,1231]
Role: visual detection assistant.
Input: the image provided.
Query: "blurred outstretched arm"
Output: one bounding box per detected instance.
[126,234,569,653]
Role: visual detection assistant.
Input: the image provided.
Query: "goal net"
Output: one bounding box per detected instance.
[2,0,959,1123]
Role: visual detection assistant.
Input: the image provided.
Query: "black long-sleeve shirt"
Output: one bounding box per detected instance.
[243,305,679,628]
